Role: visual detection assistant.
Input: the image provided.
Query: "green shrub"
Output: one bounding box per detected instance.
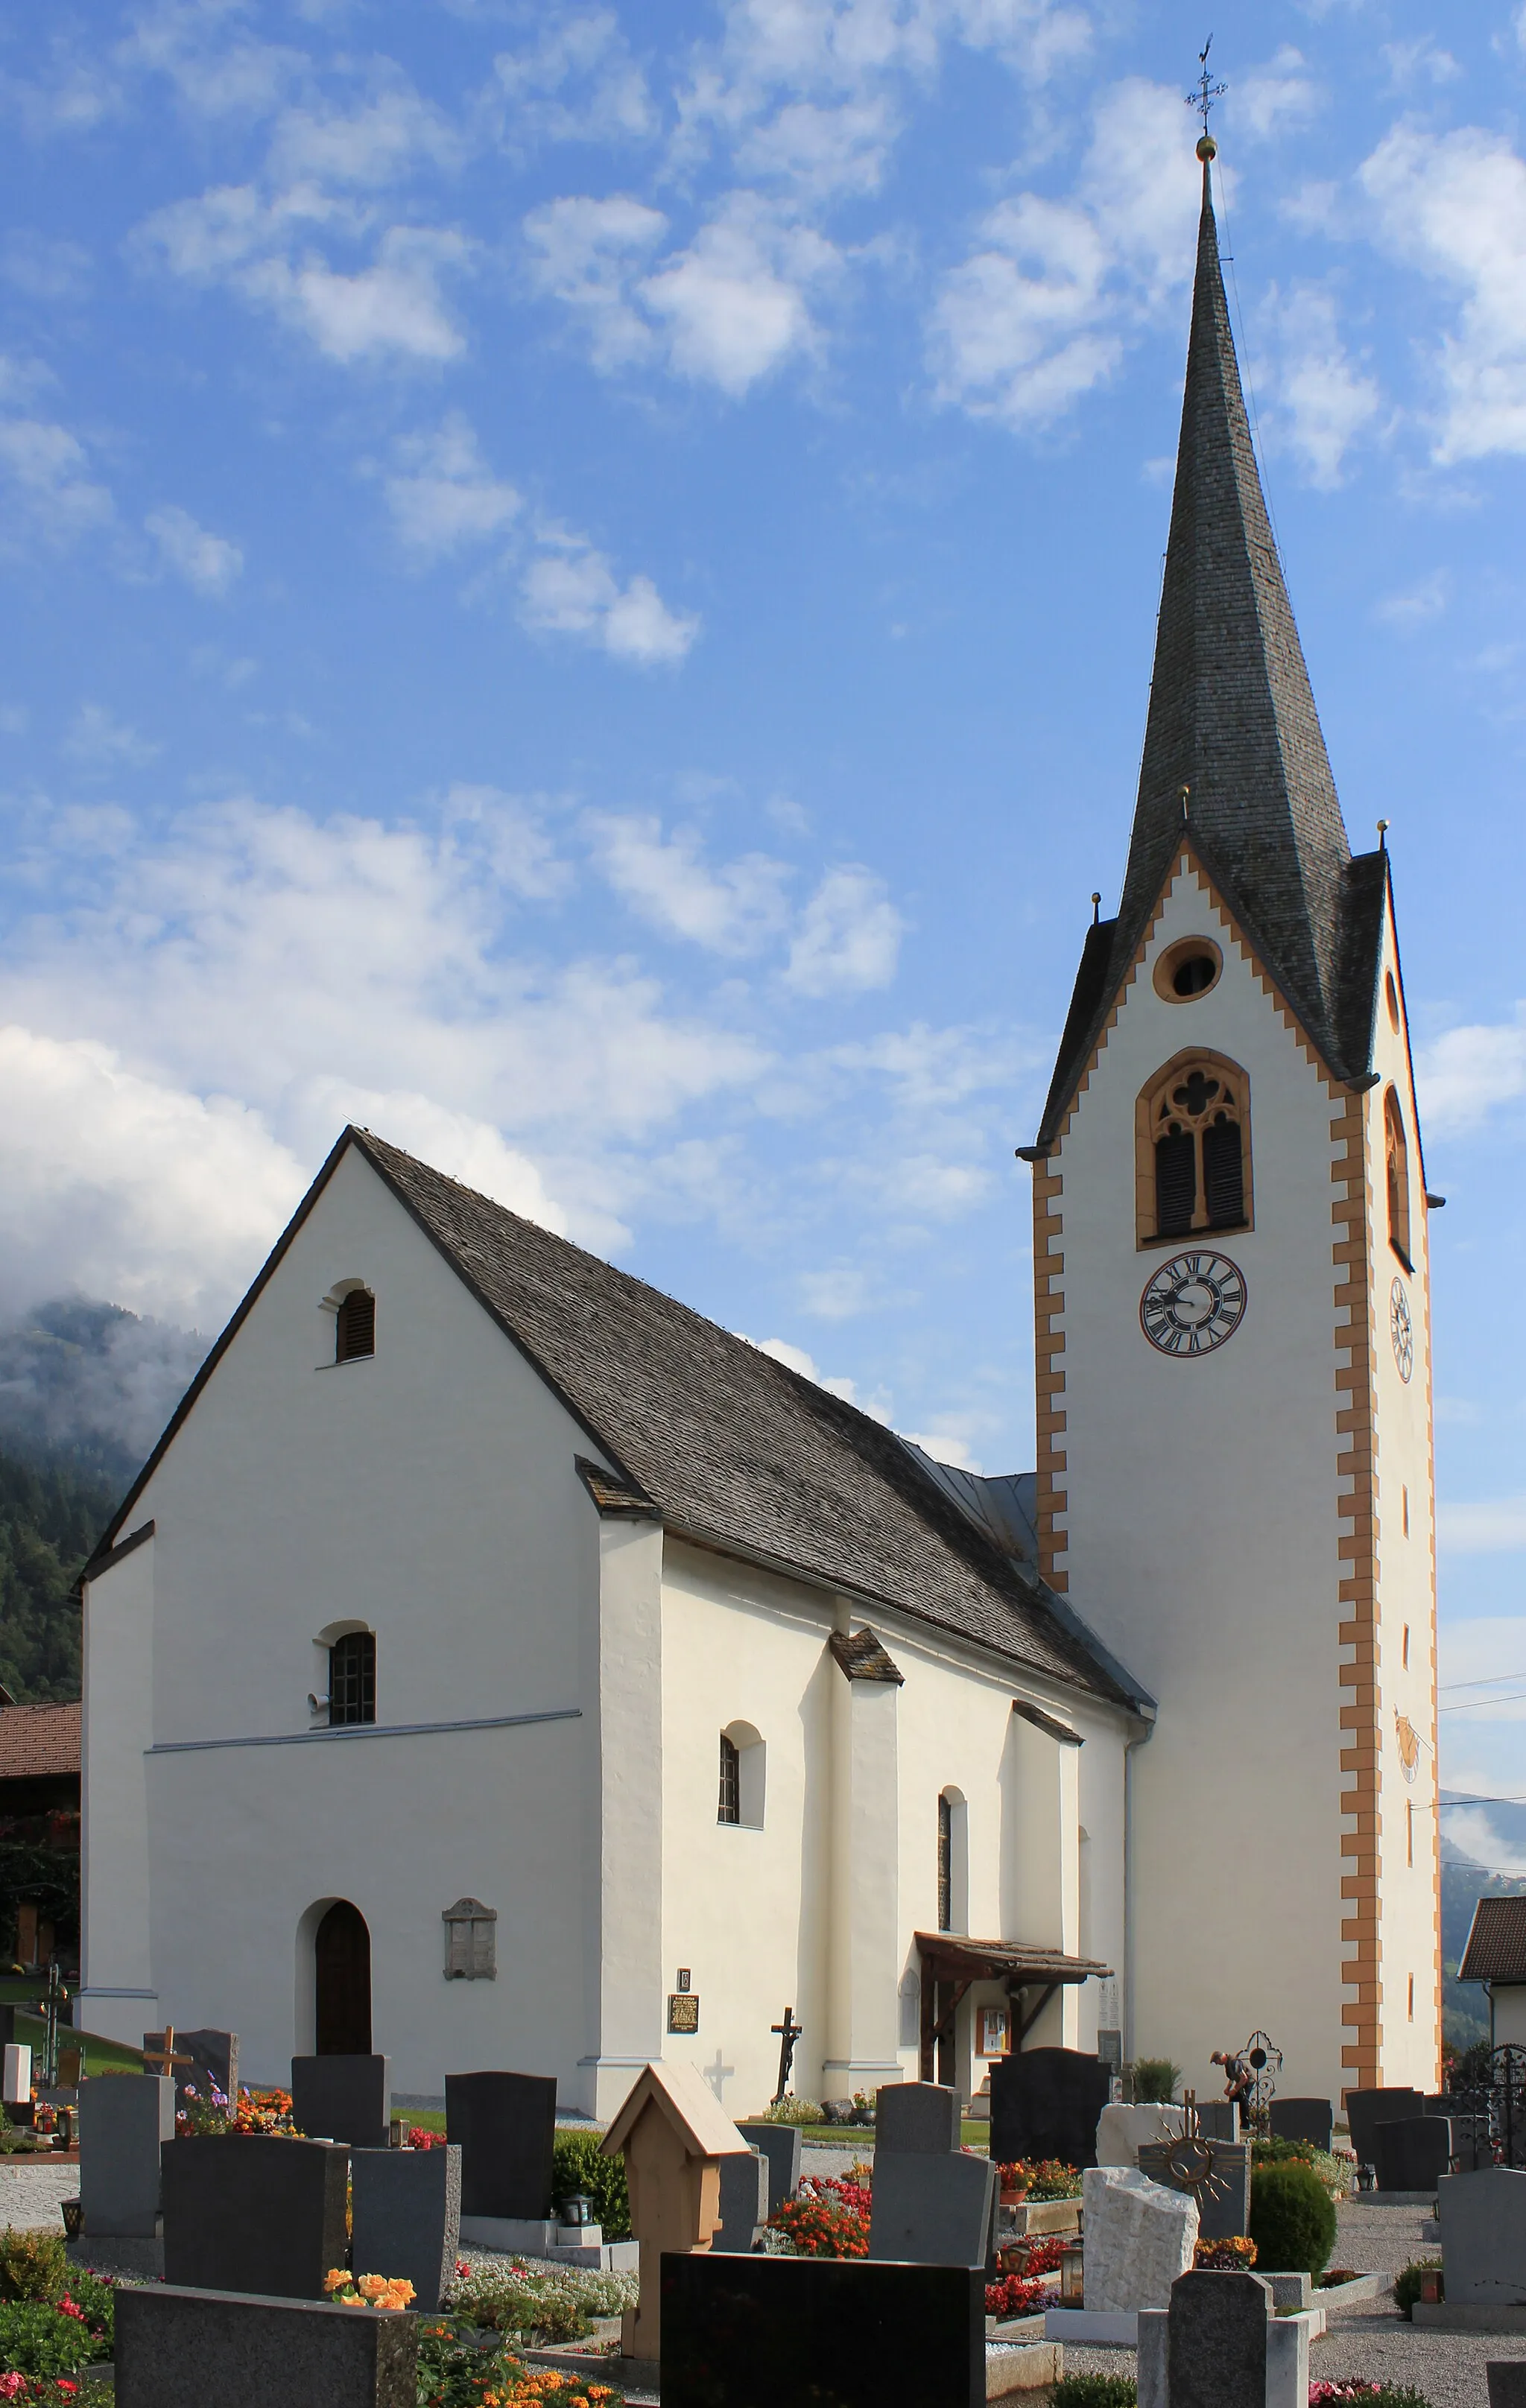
[1051,2377,1137,2408]
[1247,2160,1337,2275]
[551,2129,631,2242]
[1393,2257,1443,2319]
[0,2297,112,2377]
[1251,2136,1350,2199]
[0,2230,68,2304]
[753,2096,823,2126]
[1127,2060,1181,2105]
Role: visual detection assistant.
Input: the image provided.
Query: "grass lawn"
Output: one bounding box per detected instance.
[794,2122,991,2149]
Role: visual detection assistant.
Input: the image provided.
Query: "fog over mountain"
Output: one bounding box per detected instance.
[0,1300,209,1489]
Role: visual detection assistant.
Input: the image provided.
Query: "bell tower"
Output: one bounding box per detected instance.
[1020,135,1440,2104]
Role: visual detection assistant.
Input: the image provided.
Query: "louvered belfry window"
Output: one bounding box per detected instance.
[937,1795,953,1932]
[718,1732,741,1825]
[1140,1055,1250,1245]
[335,1289,376,1363]
[1384,1087,1411,1264]
[329,1631,376,1726]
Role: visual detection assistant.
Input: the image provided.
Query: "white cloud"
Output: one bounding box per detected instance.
[1263,284,1380,487]
[63,705,160,769]
[440,783,572,903]
[799,1265,871,1318]
[0,367,113,548]
[1236,46,1320,139]
[1,232,92,300]
[120,2,305,122]
[524,194,668,371]
[748,1333,884,1415]
[493,9,655,147]
[137,187,472,365]
[1361,121,1526,463]
[735,94,901,200]
[1382,39,1462,92]
[785,864,903,995]
[145,503,244,594]
[1415,1007,1526,1133]
[1438,1496,1526,1554]
[1375,571,1449,630]
[585,814,791,950]
[384,415,522,557]
[267,86,463,188]
[930,77,1200,431]
[519,535,700,663]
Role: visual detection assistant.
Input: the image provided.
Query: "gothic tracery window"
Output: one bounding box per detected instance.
[1136,1053,1251,1246]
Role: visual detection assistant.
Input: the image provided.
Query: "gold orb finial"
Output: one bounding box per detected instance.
[1197,133,1216,162]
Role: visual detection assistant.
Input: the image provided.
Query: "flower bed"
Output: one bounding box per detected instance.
[985,2273,1045,2319]
[998,2158,1082,2200]
[767,2171,871,2259]
[1194,2235,1257,2271]
[417,2316,621,2408]
[177,2084,302,2138]
[447,2260,636,2343]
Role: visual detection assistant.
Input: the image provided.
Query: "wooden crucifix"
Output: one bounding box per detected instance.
[770,2006,802,2104]
[142,2027,194,2082]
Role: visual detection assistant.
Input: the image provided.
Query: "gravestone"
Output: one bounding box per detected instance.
[712,2149,767,2253]
[1138,2138,1250,2243]
[444,2070,557,2220]
[291,2055,390,2152]
[147,2030,238,2116]
[1371,2114,1451,2193]
[1269,2097,1332,2152]
[1081,2166,1197,2312]
[1194,2100,1237,2141]
[876,2082,960,2156]
[1488,2366,1526,2408]
[661,2252,984,2408]
[990,2047,1111,2170]
[1097,2103,1185,2166]
[351,2144,462,2311]
[79,2073,175,2237]
[1167,2267,1310,2408]
[162,2135,350,2298]
[1344,2086,1425,2173]
[113,2284,417,2408]
[867,2150,995,2268]
[735,2120,801,2215]
[1438,2167,1526,2306]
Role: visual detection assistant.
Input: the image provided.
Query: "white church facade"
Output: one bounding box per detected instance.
[77,148,1441,2116]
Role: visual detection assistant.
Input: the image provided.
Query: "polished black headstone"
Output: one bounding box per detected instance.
[1344,2087,1425,2172]
[1269,2098,1332,2152]
[1371,2114,1451,2193]
[291,2055,390,2152]
[444,2070,557,2219]
[988,2047,1110,2170]
[114,2283,416,2408]
[351,2145,462,2310]
[660,2250,983,2408]
[162,2135,349,2298]
[1194,2100,1237,2141]
[1138,2140,1250,2243]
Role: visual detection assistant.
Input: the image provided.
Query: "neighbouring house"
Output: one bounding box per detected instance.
[1459,1897,1526,2050]
[0,1702,81,1970]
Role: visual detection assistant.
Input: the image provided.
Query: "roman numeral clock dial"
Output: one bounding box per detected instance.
[1139,1252,1247,1357]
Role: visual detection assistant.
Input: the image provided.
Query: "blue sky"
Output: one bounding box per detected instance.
[1,0,1525,1812]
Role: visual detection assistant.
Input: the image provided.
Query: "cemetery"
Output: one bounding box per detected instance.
[0,2030,1507,2405]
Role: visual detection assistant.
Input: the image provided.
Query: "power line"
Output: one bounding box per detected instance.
[1440,1693,1526,1714]
[1440,1672,1526,1691]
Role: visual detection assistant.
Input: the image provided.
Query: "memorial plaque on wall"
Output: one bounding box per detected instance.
[668,1993,700,2034]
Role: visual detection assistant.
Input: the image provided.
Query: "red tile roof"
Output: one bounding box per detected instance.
[1460,1895,1526,1985]
[0,1704,80,1783]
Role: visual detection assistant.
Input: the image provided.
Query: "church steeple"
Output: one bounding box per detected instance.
[1119,150,1351,1055]
[1033,147,1386,1148]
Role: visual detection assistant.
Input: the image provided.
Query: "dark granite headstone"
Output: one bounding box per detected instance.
[1193,2100,1237,2141]
[876,2082,960,2155]
[660,2249,983,2408]
[1344,2087,1425,2173]
[1138,2140,1250,2243]
[351,2144,462,2310]
[1168,2269,1268,2408]
[735,2121,801,2215]
[867,2152,995,2267]
[712,2150,767,2253]
[1269,2097,1332,2152]
[162,2135,350,2298]
[989,2047,1110,2171]
[1371,2114,1451,2193]
[444,2070,557,2220]
[291,2055,390,2152]
[113,2283,416,2408]
[1488,2367,1526,2408]
[79,2073,175,2237]
[146,2030,238,2116]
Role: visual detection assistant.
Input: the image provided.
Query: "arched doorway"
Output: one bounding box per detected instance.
[314,1900,372,2055]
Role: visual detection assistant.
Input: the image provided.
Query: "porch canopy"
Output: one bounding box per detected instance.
[913,1931,1112,2082]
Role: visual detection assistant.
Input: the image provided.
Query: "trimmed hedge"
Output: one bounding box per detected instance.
[1247,2159,1337,2275]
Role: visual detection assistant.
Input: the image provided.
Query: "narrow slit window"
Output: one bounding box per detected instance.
[329,1630,376,1726]
[336,1288,376,1363]
[1139,1055,1251,1246]
[1385,1089,1411,1267]
[718,1732,740,1825]
[937,1795,952,1933]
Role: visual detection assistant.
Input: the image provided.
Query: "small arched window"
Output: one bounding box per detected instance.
[718,1731,740,1824]
[718,1723,765,1827]
[335,1287,376,1363]
[1136,1053,1252,1247]
[329,1630,376,1726]
[1385,1088,1411,1267]
[937,1787,968,1933]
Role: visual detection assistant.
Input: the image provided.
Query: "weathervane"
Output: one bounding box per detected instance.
[1186,34,1227,159]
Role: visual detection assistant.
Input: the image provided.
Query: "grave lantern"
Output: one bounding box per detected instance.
[601,2059,748,2361]
[1060,2240,1085,2307]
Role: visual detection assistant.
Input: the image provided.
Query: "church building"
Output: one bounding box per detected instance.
[77,142,1440,2116]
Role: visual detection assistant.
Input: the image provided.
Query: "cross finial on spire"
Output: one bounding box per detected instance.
[1187,34,1226,160]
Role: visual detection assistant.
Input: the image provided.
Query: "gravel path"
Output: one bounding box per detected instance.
[0,2161,78,2231]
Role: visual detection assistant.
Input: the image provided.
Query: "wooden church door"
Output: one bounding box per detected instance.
[314,1900,372,2055]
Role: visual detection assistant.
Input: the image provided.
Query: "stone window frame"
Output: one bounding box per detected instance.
[1134,1046,1254,1250]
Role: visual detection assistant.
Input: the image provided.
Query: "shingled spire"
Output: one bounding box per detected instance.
[1033,150,1386,1147]
[1117,150,1351,1046]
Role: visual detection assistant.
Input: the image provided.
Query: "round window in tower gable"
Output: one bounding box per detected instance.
[1153,937,1223,1004]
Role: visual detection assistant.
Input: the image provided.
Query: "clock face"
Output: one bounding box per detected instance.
[1390,1277,1413,1384]
[1139,1252,1247,1357]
